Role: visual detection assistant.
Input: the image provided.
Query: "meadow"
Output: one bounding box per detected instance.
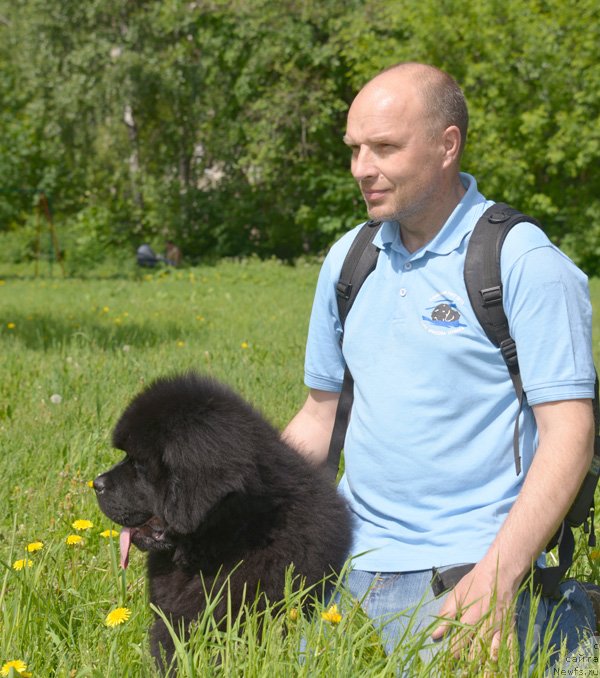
[2,260,600,677]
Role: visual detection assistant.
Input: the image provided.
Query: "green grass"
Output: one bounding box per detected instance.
[1,261,600,676]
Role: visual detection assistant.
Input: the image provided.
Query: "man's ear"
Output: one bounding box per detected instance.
[441,125,462,168]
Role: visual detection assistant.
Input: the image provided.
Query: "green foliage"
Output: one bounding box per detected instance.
[0,0,599,270]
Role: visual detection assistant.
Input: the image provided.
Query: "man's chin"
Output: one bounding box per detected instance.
[365,204,394,222]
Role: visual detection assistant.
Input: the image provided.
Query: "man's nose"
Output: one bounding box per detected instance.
[351,146,378,181]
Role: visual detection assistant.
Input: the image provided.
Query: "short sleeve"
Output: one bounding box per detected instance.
[303,229,367,392]
[501,223,595,405]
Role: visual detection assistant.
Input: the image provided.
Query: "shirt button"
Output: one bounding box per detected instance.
[404,262,412,270]
[399,288,407,297]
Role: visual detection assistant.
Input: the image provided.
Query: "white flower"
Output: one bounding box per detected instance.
[50,394,62,404]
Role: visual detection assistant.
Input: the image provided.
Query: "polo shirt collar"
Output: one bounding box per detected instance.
[372,173,490,256]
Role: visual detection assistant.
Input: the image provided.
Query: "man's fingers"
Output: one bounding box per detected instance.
[490,627,502,661]
[431,618,451,641]
[431,595,458,640]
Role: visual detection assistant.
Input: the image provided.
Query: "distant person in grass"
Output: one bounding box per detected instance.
[165,240,182,267]
[284,62,600,669]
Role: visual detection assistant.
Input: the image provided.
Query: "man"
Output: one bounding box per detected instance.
[283,62,597,667]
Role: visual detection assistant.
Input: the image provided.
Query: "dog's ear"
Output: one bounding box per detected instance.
[161,438,253,534]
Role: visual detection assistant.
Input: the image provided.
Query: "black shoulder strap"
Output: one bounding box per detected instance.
[464,202,543,475]
[465,203,600,595]
[335,220,382,330]
[326,220,382,478]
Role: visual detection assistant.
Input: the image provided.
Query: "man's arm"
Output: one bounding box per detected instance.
[282,388,340,466]
[432,398,595,655]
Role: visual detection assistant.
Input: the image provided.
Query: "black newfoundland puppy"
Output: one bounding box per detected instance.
[94,372,351,668]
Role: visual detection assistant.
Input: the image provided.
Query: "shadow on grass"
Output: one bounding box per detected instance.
[1,310,197,351]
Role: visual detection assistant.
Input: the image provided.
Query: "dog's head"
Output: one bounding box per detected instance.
[94,372,265,567]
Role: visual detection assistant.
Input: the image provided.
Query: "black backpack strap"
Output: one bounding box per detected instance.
[335,220,383,329]
[327,220,382,478]
[466,203,600,596]
[464,203,542,475]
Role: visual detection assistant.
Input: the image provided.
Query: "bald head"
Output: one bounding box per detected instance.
[359,63,469,157]
[344,62,468,241]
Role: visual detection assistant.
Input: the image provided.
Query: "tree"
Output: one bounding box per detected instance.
[1,0,599,271]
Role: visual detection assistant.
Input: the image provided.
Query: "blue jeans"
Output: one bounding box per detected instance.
[342,567,597,672]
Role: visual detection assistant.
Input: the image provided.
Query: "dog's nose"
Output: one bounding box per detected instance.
[93,475,107,494]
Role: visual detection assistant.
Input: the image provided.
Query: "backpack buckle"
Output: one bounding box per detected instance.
[500,338,518,367]
[336,281,352,300]
[480,285,503,307]
[487,210,511,224]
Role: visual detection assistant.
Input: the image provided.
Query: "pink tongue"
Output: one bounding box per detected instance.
[120,528,132,569]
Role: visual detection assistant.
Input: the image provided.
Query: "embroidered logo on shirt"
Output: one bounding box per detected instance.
[421,292,467,335]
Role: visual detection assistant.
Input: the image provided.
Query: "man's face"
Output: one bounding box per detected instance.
[344,78,447,226]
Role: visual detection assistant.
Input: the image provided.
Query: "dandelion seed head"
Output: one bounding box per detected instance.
[50,393,62,404]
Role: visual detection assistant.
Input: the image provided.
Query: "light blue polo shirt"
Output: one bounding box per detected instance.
[305,173,595,572]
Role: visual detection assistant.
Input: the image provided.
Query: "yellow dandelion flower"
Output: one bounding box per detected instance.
[1,660,28,677]
[87,480,94,488]
[7,322,15,330]
[66,534,83,545]
[176,341,185,347]
[26,541,44,552]
[288,608,299,621]
[72,519,93,531]
[105,607,131,627]
[590,548,600,562]
[102,306,110,313]
[196,315,204,321]
[0,280,5,285]
[241,341,249,349]
[12,559,33,571]
[321,604,342,624]
[100,529,119,538]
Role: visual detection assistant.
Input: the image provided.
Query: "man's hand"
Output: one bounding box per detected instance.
[431,558,519,661]
[430,399,594,661]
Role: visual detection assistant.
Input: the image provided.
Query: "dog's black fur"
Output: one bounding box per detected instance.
[94,372,351,668]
